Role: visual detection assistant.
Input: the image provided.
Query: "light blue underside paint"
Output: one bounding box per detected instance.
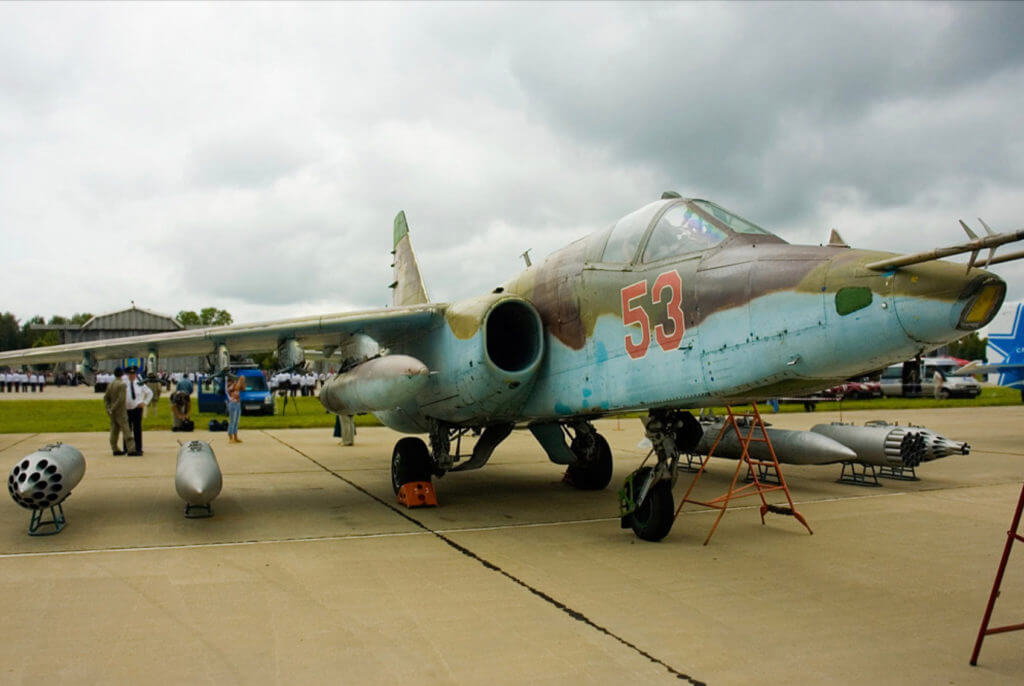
[521,289,935,419]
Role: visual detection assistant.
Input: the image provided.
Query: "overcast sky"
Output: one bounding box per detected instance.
[2,1,1023,325]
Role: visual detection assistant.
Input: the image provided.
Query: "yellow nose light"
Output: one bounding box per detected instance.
[960,282,1004,329]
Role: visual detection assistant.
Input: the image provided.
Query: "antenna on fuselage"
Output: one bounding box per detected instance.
[520,249,532,268]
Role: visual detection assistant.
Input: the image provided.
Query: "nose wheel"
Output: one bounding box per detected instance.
[619,467,675,541]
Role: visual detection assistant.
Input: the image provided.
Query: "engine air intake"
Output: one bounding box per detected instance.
[486,300,543,373]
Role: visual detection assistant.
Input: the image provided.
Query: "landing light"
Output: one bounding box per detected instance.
[959,280,1005,330]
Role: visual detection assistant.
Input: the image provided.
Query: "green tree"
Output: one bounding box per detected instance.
[948,332,988,361]
[176,310,201,326]
[199,307,233,326]
[0,312,23,351]
[20,315,45,347]
[47,315,68,325]
[31,331,60,347]
[177,308,232,326]
[70,312,93,325]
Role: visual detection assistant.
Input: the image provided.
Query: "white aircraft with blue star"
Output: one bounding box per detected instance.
[954,300,1024,401]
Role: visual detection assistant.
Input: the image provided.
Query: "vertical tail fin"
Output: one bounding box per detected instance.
[390,211,429,306]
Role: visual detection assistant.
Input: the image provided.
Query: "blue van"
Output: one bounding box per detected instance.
[197,369,275,415]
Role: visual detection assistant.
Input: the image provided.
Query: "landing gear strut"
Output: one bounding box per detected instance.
[619,410,703,541]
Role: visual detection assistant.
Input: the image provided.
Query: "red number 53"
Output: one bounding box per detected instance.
[620,270,685,360]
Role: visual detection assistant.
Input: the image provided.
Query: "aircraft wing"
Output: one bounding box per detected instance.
[952,361,1024,376]
[0,304,445,366]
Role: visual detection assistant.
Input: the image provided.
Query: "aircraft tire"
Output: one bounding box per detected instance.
[566,433,613,490]
[391,437,433,495]
[624,467,674,542]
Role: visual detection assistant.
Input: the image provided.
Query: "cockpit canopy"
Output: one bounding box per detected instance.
[599,197,782,264]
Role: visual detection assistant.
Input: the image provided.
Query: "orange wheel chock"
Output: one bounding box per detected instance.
[397,481,438,508]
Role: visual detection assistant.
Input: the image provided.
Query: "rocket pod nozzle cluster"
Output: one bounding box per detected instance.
[7,443,85,510]
[811,421,969,468]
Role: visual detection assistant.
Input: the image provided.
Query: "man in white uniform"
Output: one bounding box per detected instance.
[124,367,153,455]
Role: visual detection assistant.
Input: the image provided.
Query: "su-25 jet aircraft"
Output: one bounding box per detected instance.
[2,192,1020,541]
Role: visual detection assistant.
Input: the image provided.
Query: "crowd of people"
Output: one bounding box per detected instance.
[0,370,47,392]
[4,364,354,451]
[269,371,324,396]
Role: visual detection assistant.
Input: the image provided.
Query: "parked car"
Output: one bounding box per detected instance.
[197,368,275,415]
[879,357,981,398]
[822,377,882,400]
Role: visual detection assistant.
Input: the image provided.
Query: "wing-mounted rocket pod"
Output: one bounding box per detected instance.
[811,421,969,485]
[810,423,929,468]
[694,416,857,465]
[175,440,223,518]
[319,355,430,416]
[7,443,86,535]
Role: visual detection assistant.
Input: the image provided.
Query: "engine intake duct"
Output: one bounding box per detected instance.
[486,299,543,373]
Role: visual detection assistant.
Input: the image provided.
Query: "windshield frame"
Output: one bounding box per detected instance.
[690,199,773,236]
[640,202,729,264]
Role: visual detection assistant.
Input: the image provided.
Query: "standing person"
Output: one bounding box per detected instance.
[145,371,162,416]
[933,368,947,399]
[175,372,194,395]
[334,414,356,446]
[103,367,136,456]
[124,366,152,455]
[226,374,246,443]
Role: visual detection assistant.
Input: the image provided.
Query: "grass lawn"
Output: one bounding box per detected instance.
[0,387,1018,434]
[0,395,381,434]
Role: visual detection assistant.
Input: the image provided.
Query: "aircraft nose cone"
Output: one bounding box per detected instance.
[891,263,1005,344]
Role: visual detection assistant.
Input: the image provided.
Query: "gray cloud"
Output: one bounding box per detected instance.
[2,2,1023,324]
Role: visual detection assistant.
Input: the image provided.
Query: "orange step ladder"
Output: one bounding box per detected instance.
[676,403,813,545]
[970,481,1024,665]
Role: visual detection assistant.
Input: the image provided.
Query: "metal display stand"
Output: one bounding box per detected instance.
[878,464,919,481]
[28,503,66,536]
[837,462,881,487]
[970,481,1024,666]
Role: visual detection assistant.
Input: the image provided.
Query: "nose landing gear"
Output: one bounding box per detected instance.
[619,410,703,542]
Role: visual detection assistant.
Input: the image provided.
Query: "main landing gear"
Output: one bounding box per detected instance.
[391,437,437,507]
[391,437,433,495]
[619,410,703,541]
[390,421,517,506]
[562,421,613,490]
[390,419,616,505]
